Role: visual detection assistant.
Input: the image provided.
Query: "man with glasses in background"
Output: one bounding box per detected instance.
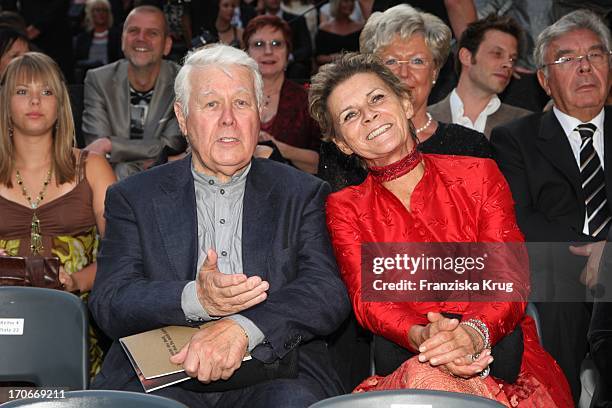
[429,14,531,139]
[491,10,612,404]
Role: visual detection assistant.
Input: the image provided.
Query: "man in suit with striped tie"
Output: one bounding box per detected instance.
[491,10,612,403]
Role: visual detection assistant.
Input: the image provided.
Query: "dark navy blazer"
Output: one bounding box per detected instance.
[90,156,350,394]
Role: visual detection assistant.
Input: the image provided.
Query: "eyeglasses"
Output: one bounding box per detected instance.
[382,57,431,70]
[249,40,285,50]
[542,50,611,69]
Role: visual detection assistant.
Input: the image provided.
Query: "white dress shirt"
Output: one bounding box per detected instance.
[553,106,606,235]
[450,88,501,133]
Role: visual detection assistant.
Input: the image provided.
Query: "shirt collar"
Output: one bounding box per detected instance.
[449,88,463,117]
[191,161,252,189]
[449,88,501,132]
[483,94,501,115]
[450,88,501,116]
[553,106,605,137]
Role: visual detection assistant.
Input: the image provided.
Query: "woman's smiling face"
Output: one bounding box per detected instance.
[327,72,415,167]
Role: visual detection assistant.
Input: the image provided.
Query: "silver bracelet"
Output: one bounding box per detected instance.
[479,366,490,378]
[460,319,491,354]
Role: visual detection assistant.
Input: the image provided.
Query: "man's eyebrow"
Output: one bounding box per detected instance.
[555,43,606,56]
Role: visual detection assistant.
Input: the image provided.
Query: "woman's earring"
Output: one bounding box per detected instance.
[432,79,437,85]
[8,125,13,138]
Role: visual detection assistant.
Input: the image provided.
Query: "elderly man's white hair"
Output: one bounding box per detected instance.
[174,44,264,118]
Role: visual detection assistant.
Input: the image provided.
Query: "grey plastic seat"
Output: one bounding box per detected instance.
[0,287,88,390]
[0,390,188,407]
[309,389,505,407]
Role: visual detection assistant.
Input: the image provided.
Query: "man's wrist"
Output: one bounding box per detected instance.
[225,314,265,351]
[182,281,215,321]
[235,322,249,352]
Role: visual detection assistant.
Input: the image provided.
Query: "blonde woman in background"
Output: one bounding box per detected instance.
[75,0,122,68]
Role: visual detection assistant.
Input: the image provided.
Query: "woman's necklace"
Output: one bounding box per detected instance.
[263,80,283,107]
[369,146,422,183]
[262,81,283,123]
[15,168,52,254]
[264,92,280,109]
[262,93,277,123]
[216,23,232,34]
[415,112,433,134]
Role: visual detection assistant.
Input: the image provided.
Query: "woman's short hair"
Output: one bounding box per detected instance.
[534,9,611,75]
[359,4,451,71]
[0,52,76,187]
[309,52,411,143]
[243,15,293,55]
[174,44,264,118]
[0,27,29,61]
[84,0,113,32]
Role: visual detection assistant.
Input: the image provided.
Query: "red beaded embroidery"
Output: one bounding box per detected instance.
[368,147,422,183]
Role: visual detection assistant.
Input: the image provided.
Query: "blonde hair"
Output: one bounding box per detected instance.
[84,0,113,32]
[0,52,76,187]
[360,4,451,71]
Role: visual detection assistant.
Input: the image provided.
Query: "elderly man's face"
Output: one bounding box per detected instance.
[175,65,260,181]
[538,28,611,121]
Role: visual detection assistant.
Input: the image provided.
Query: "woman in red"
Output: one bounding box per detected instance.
[309,53,572,407]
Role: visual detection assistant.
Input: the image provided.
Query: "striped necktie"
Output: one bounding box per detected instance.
[577,123,611,239]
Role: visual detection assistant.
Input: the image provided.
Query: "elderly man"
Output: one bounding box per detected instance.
[83,5,186,179]
[491,10,612,402]
[428,14,531,139]
[89,44,350,407]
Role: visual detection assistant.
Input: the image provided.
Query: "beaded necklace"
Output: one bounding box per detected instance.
[15,169,52,254]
